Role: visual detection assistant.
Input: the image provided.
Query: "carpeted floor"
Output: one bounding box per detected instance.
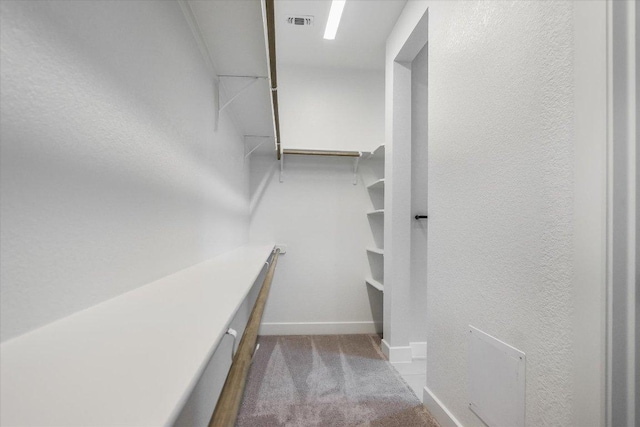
[236,334,440,427]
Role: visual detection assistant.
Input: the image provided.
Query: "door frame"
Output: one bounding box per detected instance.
[382,6,430,364]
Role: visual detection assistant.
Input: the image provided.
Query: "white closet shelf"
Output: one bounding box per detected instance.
[367,178,385,190]
[0,244,275,427]
[366,144,385,161]
[367,209,384,215]
[366,247,384,256]
[182,1,276,152]
[365,278,384,292]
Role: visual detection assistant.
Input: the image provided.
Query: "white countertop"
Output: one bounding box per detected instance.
[0,244,275,427]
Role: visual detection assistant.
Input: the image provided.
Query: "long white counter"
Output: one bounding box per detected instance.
[0,244,275,426]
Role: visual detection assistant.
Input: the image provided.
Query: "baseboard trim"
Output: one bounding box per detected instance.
[381,339,413,363]
[423,386,464,427]
[410,341,427,359]
[259,321,381,335]
[381,338,391,358]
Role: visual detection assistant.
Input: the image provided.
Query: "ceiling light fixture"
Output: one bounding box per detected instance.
[323,0,346,40]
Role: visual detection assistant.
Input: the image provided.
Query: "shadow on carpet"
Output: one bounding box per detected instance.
[236,334,440,427]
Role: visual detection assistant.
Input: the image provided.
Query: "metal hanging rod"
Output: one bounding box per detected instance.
[282,149,362,158]
[415,215,428,220]
[279,149,363,185]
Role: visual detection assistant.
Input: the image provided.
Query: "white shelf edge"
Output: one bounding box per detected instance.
[0,244,276,427]
[366,209,384,215]
[365,278,384,292]
[367,178,385,190]
[366,247,384,256]
[366,144,385,161]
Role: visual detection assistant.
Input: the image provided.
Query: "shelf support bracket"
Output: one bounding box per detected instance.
[353,153,362,185]
[279,151,284,183]
[214,76,267,130]
[244,136,273,158]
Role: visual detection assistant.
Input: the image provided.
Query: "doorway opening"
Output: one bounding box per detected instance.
[383,9,429,401]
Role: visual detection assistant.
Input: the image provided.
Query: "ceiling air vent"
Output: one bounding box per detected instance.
[286,15,314,26]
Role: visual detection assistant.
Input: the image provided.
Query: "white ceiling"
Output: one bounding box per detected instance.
[275,0,407,70]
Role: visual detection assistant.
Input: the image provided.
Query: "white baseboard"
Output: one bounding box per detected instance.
[410,341,427,359]
[259,321,381,335]
[423,386,464,427]
[381,339,413,363]
[381,338,390,358]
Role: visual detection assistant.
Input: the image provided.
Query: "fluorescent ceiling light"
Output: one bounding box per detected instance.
[323,0,346,40]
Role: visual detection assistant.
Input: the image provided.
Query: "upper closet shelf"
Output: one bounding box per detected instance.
[366,144,385,161]
[180,0,278,158]
[367,178,385,191]
[365,277,384,292]
[367,209,384,216]
[0,244,275,427]
[366,247,384,256]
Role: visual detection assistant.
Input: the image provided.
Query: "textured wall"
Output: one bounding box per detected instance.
[427,2,574,425]
[0,0,249,342]
[388,1,577,425]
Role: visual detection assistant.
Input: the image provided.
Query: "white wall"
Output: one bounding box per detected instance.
[278,64,384,152]
[249,154,381,335]
[0,0,249,342]
[386,1,607,426]
[248,61,386,335]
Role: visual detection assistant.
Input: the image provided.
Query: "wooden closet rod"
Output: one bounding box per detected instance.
[264,0,281,160]
[283,149,362,158]
[208,248,280,427]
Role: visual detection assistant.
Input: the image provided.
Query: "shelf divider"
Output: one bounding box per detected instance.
[366,247,384,256]
[365,278,384,292]
[367,178,385,191]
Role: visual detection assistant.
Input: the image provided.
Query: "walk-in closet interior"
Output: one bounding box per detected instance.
[1,1,636,426]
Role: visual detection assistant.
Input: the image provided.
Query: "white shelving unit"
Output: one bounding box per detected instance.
[367,178,385,190]
[367,144,385,162]
[365,277,384,292]
[366,247,384,256]
[363,144,385,293]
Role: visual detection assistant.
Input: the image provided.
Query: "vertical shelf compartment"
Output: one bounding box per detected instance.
[367,179,385,211]
[366,247,384,292]
[363,145,385,292]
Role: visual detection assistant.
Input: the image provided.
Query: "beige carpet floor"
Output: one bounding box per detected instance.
[236,334,440,427]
